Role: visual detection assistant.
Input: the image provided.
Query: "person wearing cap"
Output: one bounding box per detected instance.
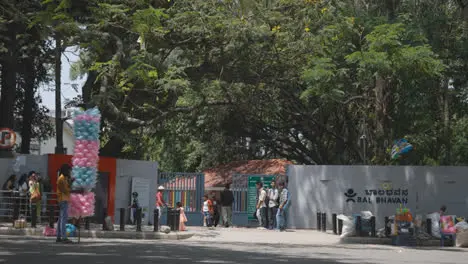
[156,186,167,227]
[129,192,140,224]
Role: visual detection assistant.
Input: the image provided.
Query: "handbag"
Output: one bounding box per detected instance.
[30,183,41,203]
[31,192,41,203]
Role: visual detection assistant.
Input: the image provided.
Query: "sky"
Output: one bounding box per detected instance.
[39,47,85,111]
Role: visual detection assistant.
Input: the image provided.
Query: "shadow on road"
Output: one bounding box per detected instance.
[0,236,375,264]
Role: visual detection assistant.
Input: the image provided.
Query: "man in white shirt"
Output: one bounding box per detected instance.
[268,181,279,230]
[256,181,268,229]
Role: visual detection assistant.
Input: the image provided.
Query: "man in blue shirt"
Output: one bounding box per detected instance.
[276,181,290,231]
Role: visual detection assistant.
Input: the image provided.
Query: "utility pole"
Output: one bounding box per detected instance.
[54,33,65,154]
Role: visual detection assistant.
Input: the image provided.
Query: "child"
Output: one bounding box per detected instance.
[177,202,188,231]
[202,195,214,228]
[129,192,139,224]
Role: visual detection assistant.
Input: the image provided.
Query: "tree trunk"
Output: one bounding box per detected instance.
[100,136,125,157]
[82,71,97,104]
[54,34,65,154]
[19,60,36,154]
[0,23,17,157]
[441,79,451,164]
[374,76,388,163]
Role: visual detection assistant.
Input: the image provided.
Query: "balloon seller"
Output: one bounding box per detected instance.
[66,107,101,240]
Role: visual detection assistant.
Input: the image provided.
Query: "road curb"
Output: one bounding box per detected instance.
[340,236,445,247]
[0,228,195,240]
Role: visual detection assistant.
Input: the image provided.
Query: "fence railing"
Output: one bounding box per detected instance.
[158,172,204,213]
[0,190,59,222]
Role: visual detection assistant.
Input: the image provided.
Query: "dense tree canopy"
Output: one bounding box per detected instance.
[2,0,468,170]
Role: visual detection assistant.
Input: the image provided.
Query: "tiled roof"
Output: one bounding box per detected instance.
[203,159,293,187]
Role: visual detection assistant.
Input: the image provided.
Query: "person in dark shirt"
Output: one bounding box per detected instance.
[220,183,234,227]
[2,175,16,220]
[130,192,140,224]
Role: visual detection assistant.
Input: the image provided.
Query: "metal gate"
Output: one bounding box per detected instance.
[231,174,287,226]
[158,172,205,226]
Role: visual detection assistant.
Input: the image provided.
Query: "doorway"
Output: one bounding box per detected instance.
[92,172,109,224]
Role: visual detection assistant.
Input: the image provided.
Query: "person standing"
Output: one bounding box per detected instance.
[2,174,16,221]
[28,172,41,222]
[56,164,72,243]
[177,202,188,231]
[276,181,290,231]
[17,174,29,217]
[156,186,167,228]
[129,192,140,224]
[2,174,16,191]
[211,193,220,227]
[202,195,214,228]
[267,181,279,230]
[256,181,268,229]
[220,183,234,227]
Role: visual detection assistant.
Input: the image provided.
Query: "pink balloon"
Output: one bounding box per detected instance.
[68,192,95,217]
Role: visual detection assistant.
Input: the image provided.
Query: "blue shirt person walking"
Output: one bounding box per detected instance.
[276,181,290,231]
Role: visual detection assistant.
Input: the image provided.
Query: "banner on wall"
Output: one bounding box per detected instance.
[247,175,276,221]
[131,177,151,223]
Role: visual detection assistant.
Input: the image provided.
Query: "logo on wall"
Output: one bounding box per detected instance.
[345,187,409,204]
[0,128,16,149]
[345,189,357,203]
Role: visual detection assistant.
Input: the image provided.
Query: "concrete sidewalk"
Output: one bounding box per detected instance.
[187,227,341,246]
[0,223,195,240]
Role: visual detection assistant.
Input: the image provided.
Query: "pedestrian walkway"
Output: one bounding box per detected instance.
[0,222,195,240]
[187,227,341,246]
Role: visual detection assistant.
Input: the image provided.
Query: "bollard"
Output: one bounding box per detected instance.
[102,208,107,231]
[31,204,37,228]
[332,214,337,234]
[167,208,173,228]
[321,213,327,232]
[316,212,321,231]
[153,208,159,232]
[85,217,90,230]
[120,208,125,231]
[426,218,432,235]
[136,208,142,232]
[48,205,55,228]
[338,219,343,235]
[370,216,376,237]
[174,208,180,231]
[384,216,390,236]
[355,215,362,236]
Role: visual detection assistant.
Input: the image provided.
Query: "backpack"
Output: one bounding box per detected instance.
[264,189,270,205]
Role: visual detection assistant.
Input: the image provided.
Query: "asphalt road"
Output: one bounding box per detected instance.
[0,235,467,264]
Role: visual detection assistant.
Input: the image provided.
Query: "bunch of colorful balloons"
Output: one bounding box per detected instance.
[68,192,96,218]
[69,107,101,218]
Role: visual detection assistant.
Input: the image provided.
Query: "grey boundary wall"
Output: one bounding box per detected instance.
[287,165,468,229]
[1,155,159,225]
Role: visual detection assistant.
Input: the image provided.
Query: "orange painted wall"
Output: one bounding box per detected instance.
[47,154,117,220]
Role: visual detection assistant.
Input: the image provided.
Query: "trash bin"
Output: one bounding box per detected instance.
[166,208,180,231]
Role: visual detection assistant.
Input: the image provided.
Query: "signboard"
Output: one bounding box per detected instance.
[247,175,276,221]
[344,185,409,205]
[131,177,151,223]
[0,128,16,149]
